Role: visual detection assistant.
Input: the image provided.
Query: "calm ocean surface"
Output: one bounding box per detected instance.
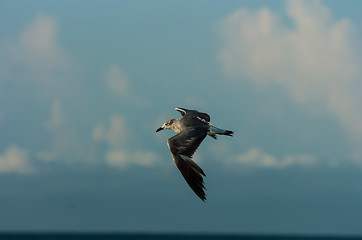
[0,233,361,240]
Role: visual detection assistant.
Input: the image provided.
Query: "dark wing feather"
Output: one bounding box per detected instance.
[167,128,207,201]
[175,107,210,122]
[195,111,210,122]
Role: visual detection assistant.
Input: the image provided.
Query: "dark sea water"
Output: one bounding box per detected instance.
[0,233,361,240]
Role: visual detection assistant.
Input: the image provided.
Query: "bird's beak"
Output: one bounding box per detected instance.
[156,127,164,132]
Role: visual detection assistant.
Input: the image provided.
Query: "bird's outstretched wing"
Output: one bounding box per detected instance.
[175,107,210,122]
[167,127,207,201]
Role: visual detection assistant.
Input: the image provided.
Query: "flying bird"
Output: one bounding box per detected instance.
[156,107,233,201]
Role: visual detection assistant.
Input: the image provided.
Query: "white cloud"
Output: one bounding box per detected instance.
[104,65,150,107]
[106,150,128,167]
[105,65,129,96]
[92,115,128,148]
[16,13,63,65]
[38,99,93,163]
[92,124,106,142]
[3,13,70,89]
[0,12,82,166]
[1,14,89,166]
[0,146,33,174]
[93,115,161,168]
[45,99,64,130]
[36,151,56,162]
[132,151,159,167]
[219,1,362,156]
[38,100,66,162]
[232,147,317,168]
[106,150,159,168]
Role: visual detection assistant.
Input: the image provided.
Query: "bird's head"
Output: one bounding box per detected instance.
[156,119,176,132]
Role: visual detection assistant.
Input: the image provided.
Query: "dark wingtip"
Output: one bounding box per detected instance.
[225,130,234,136]
[197,189,207,201]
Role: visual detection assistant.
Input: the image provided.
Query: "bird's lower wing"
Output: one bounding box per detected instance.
[167,130,207,201]
[171,152,206,201]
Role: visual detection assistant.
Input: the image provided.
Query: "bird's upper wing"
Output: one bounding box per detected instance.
[167,127,207,201]
[175,107,210,122]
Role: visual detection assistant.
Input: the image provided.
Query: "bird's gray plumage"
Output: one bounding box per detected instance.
[156,107,233,201]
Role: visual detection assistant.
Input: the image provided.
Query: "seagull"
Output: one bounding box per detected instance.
[156,107,233,201]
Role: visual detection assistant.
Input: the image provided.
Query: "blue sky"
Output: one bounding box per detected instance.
[1,0,362,235]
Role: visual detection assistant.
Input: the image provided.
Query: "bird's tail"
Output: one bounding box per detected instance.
[208,126,233,139]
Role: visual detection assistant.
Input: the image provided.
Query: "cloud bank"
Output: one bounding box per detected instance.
[219,0,362,160]
[232,147,317,169]
[2,13,70,91]
[93,115,161,168]
[104,65,149,107]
